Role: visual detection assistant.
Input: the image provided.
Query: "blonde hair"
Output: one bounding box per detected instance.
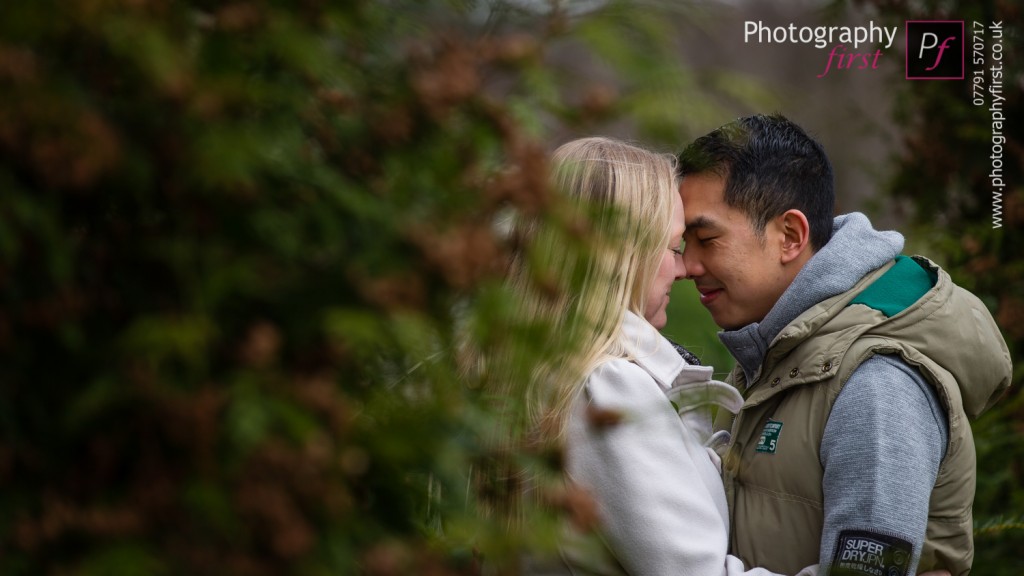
[494,136,677,448]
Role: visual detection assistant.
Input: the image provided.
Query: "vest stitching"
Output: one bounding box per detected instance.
[740,482,823,509]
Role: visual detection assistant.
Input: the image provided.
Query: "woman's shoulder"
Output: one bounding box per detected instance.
[582,358,667,412]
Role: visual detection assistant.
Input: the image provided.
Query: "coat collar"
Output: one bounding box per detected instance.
[620,310,687,390]
[620,310,744,420]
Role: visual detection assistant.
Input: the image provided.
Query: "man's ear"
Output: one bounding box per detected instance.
[777,209,811,265]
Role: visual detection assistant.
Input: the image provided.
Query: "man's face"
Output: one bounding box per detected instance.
[679,173,790,330]
[643,190,686,329]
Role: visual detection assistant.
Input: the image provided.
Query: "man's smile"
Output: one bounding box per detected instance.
[696,285,723,306]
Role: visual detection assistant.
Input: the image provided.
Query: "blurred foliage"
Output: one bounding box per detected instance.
[0,0,751,574]
[856,0,1024,574]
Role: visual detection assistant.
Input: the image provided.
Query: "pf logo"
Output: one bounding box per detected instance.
[906,21,964,79]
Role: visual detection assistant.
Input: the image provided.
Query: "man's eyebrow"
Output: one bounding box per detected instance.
[684,215,718,232]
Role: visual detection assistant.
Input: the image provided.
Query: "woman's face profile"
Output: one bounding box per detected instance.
[643,190,686,329]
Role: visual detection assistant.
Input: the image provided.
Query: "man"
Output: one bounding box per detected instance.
[676,114,1011,576]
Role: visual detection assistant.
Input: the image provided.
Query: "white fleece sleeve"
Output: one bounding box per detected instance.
[565,360,816,576]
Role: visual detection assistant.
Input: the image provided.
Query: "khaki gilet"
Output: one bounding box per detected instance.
[716,256,1012,575]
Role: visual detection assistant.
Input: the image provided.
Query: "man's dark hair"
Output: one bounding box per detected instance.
[677,113,835,250]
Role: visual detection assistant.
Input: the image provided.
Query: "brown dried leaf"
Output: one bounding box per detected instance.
[585,405,624,429]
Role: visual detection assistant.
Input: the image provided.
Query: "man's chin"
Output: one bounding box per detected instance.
[710,310,742,331]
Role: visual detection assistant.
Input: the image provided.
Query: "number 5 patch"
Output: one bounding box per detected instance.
[755,419,783,454]
[830,530,912,576]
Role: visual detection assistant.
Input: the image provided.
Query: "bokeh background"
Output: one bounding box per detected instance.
[0,0,1020,574]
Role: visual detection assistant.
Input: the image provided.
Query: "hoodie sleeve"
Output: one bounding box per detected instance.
[819,354,948,575]
[565,359,816,576]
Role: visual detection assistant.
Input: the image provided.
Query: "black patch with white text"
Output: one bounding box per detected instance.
[829,530,912,576]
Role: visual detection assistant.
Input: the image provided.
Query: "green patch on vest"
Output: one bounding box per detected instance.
[848,256,937,318]
[756,419,783,454]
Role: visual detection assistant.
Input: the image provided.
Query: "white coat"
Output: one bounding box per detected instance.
[558,311,817,576]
